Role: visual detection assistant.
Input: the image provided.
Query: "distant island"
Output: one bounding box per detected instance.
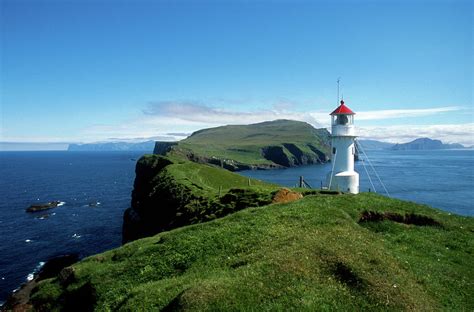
[66,136,466,154]
[357,139,395,150]
[391,138,465,150]
[67,140,156,152]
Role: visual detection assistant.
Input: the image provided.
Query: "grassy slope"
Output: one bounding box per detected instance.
[32,193,474,311]
[170,120,330,165]
[164,155,276,195]
[122,155,280,243]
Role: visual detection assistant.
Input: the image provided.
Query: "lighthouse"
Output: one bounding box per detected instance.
[327,100,359,194]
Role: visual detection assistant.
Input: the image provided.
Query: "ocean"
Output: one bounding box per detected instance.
[240,149,474,217]
[0,149,473,303]
[0,151,144,303]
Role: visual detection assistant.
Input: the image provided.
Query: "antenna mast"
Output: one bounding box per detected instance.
[337,77,341,104]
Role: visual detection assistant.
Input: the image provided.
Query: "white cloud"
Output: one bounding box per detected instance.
[356,107,463,121]
[358,123,474,146]
[2,101,471,146]
[308,106,464,127]
[143,101,323,126]
[81,103,470,145]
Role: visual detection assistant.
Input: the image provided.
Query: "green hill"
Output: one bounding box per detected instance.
[31,192,474,310]
[155,120,331,171]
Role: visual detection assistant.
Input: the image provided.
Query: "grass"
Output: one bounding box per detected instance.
[122,154,280,242]
[166,120,331,168]
[31,192,474,311]
[165,156,275,196]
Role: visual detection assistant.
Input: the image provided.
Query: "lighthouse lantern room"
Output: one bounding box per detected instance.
[327,100,359,194]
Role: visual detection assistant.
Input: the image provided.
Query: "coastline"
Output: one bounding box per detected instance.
[1,255,79,311]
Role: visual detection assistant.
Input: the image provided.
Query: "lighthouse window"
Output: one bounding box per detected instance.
[336,114,348,125]
[333,147,336,154]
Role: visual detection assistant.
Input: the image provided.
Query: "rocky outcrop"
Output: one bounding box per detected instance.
[307,144,329,162]
[261,143,328,168]
[1,254,79,312]
[122,155,182,243]
[153,141,178,155]
[261,146,291,167]
[26,201,61,213]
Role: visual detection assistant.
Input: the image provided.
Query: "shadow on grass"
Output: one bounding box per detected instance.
[359,210,442,227]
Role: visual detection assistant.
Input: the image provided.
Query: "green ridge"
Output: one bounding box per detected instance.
[159,120,331,170]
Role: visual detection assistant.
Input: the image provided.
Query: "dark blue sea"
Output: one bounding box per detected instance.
[0,151,145,303]
[0,149,473,303]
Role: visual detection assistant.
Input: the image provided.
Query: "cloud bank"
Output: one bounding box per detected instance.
[143,101,324,127]
[133,101,473,145]
[2,101,472,146]
[358,123,474,146]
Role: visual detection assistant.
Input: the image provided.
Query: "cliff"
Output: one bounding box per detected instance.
[155,120,331,171]
[29,193,474,310]
[153,141,178,155]
[122,154,278,243]
[391,138,465,150]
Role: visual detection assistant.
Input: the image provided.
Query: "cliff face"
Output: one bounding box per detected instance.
[122,156,178,243]
[166,142,329,172]
[122,155,276,243]
[261,143,328,167]
[153,141,178,155]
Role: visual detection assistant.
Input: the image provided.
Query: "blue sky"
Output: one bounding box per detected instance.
[1,0,472,149]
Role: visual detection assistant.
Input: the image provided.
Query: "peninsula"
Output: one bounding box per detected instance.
[123,120,330,242]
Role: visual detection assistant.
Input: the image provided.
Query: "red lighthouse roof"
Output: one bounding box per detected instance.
[330,100,355,115]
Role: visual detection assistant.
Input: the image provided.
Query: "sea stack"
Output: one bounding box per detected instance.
[327,100,359,194]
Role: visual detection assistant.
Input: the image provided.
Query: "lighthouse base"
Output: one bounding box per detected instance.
[327,171,359,194]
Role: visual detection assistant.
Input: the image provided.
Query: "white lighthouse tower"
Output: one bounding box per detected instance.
[327,100,359,194]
